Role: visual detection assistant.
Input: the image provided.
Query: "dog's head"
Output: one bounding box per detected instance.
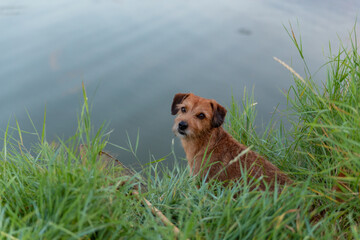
[171,93,227,138]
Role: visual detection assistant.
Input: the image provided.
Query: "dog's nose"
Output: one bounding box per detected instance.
[178,121,188,130]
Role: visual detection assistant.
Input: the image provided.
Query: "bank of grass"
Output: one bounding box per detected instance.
[1,28,360,239]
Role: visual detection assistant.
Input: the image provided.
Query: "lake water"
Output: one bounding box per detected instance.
[0,0,359,167]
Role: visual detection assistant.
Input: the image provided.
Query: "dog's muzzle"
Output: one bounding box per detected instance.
[178,121,188,135]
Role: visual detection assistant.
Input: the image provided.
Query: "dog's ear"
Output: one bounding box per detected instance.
[171,93,190,115]
[211,102,227,128]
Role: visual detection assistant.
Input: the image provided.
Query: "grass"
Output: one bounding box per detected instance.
[1,26,360,239]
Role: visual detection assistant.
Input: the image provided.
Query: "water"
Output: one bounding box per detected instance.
[0,0,359,167]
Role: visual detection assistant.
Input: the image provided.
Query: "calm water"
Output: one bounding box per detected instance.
[0,0,359,167]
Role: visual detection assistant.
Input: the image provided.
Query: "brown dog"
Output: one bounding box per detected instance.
[171,93,292,191]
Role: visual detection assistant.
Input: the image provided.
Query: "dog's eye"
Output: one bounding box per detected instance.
[181,107,186,113]
[197,113,205,119]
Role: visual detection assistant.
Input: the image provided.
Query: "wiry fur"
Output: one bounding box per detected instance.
[171,93,292,191]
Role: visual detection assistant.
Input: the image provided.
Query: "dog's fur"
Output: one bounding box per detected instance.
[171,93,292,191]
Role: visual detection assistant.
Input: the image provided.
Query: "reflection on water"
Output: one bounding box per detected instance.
[238,28,252,36]
[0,0,359,167]
[0,5,25,16]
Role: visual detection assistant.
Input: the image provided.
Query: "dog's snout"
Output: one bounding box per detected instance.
[178,121,188,130]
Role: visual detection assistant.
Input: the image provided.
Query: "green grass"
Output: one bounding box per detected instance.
[1,27,360,239]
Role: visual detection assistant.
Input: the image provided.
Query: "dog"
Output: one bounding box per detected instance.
[171,93,292,191]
